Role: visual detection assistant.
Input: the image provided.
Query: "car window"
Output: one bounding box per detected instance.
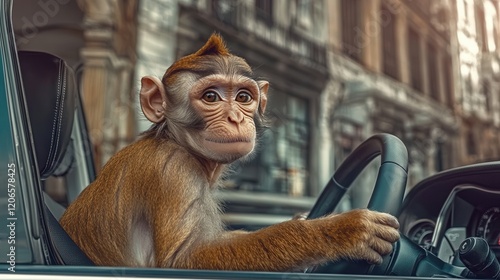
[0,40,33,266]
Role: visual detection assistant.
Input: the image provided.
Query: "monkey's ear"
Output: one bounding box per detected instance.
[257,80,269,113]
[140,76,167,123]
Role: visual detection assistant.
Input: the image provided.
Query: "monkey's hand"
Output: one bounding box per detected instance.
[313,208,400,265]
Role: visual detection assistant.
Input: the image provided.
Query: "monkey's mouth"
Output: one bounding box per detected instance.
[203,137,255,161]
[205,138,252,144]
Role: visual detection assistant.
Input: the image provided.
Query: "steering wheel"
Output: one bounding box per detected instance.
[306,133,408,274]
[306,134,470,278]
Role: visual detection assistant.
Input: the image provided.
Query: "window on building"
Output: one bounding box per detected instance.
[408,26,423,92]
[341,0,362,63]
[212,0,236,24]
[462,73,473,111]
[295,0,311,29]
[311,1,324,38]
[463,0,470,24]
[336,121,363,166]
[294,0,325,39]
[435,140,444,172]
[443,55,454,110]
[255,0,273,25]
[484,1,498,52]
[483,80,491,112]
[226,92,311,197]
[381,3,399,80]
[335,122,368,210]
[493,24,499,52]
[427,42,440,102]
[477,3,489,52]
[466,129,477,156]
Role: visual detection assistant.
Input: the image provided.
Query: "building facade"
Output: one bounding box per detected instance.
[452,0,500,165]
[325,0,460,209]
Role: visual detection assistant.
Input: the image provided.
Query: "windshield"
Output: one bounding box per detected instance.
[8,0,500,262]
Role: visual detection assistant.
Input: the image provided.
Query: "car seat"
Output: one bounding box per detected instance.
[18,51,94,266]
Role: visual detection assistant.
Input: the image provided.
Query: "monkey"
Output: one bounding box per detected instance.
[59,33,400,271]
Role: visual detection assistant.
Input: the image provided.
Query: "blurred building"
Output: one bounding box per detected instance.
[325,0,459,209]
[451,0,500,165]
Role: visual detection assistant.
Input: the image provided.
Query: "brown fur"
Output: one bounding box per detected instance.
[163,34,252,87]
[60,34,400,271]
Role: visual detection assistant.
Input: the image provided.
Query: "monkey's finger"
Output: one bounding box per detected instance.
[370,238,394,256]
[359,247,384,265]
[373,213,400,229]
[375,227,400,243]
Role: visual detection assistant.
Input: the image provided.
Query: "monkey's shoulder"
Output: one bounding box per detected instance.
[107,137,187,163]
[106,137,203,174]
[87,137,210,196]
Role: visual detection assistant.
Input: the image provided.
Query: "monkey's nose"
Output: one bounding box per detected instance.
[227,110,244,125]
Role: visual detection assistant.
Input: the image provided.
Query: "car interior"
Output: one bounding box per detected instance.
[7,0,500,278]
[18,50,95,266]
[399,163,500,263]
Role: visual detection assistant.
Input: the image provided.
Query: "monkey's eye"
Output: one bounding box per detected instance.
[202,91,221,102]
[235,91,252,103]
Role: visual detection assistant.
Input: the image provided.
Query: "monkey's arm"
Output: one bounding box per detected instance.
[171,209,399,272]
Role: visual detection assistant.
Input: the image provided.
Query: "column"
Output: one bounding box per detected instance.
[362,0,382,73]
[396,7,410,84]
[79,0,137,169]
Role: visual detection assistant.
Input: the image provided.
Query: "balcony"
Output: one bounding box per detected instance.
[341,68,457,130]
[185,0,327,67]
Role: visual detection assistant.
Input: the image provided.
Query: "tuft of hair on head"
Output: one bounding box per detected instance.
[194,33,231,57]
[162,33,235,85]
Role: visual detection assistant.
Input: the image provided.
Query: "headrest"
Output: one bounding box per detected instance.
[18,51,76,179]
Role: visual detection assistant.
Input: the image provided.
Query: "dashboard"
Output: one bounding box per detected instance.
[398,162,500,265]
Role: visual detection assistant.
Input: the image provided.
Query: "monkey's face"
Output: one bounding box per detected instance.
[139,34,269,164]
[189,74,261,163]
